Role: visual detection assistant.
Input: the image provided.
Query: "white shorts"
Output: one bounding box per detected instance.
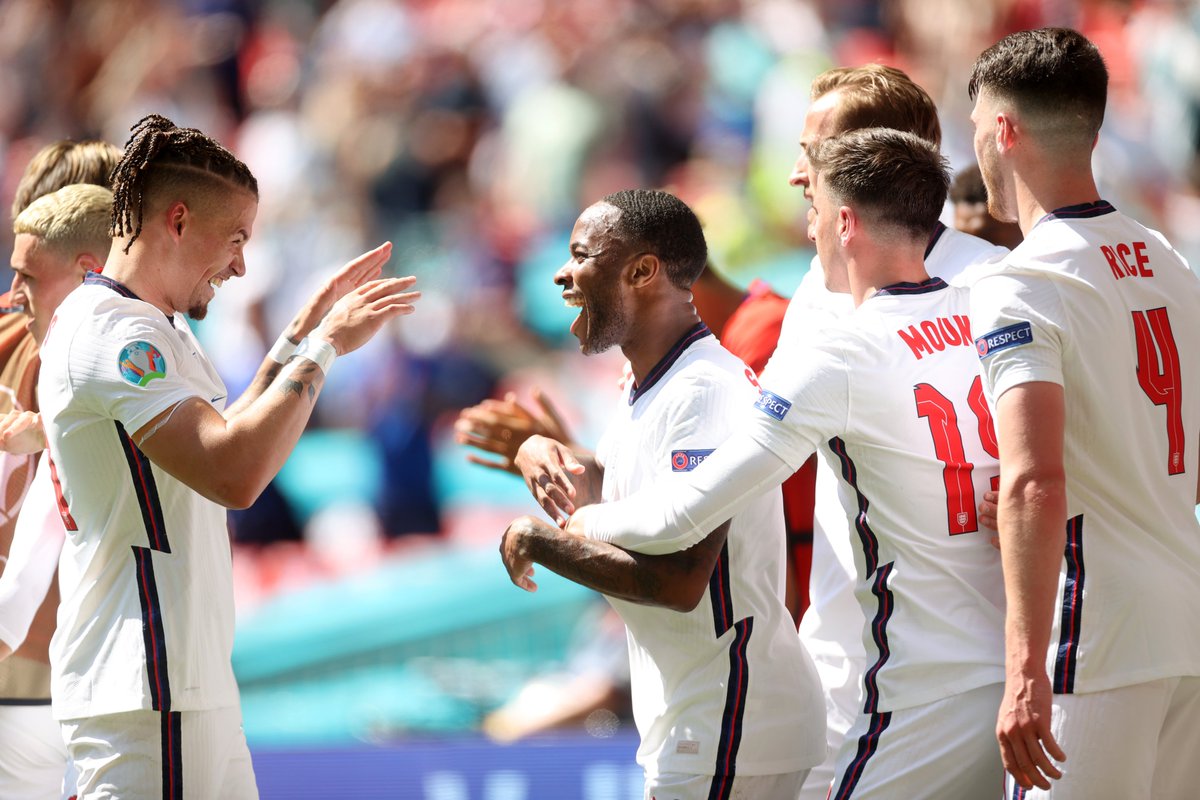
[830,682,1003,799]
[0,701,70,800]
[798,652,863,800]
[62,706,258,800]
[1004,676,1200,799]
[645,769,810,800]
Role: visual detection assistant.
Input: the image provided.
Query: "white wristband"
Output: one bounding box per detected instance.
[267,334,300,365]
[293,336,337,375]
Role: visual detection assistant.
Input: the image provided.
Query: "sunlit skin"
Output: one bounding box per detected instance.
[970,91,1019,225]
[179,192,257,320]
[554,202,633,357]
[788,90,846,240]
[9,233,100,343]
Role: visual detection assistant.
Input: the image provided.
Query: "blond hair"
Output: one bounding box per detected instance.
[810,64,942,147]
[14,184,114,258]
[11,140,121,221]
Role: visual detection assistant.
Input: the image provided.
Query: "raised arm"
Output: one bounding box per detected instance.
[133,276,419,509]
[500,514,730,612]
[455,388,576,474]
[225,242,393,416]
[993,381,1068,791]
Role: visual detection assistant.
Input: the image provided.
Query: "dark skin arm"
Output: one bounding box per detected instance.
[499,514,731,612]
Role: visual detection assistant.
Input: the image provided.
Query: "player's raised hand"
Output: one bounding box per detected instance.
[997,668,1065,791]
[455,389,573,474]
[500,515,556,592]
[311,276,420,356]
[283,242,394,343]
[0,410,45,454]
[514,435,586,526]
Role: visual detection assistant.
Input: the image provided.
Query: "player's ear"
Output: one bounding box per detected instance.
[628,253,660,288]
[995,112,1016,153]
[75,251,104,277]
[837,206,855,246]
[166,201,189,241]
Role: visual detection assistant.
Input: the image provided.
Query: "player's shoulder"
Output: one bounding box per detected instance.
[671,337,752,390]
[929,226,1009,280]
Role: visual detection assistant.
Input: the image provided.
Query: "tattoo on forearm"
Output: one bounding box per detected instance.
[275,359,324,405]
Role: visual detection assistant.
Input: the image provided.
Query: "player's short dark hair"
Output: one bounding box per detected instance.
[601,189,708,289]
[809,128,950,238]
[110,114,258,252]
[811,64,942,147]
[968,28,1107,147]
[11,140,122,221]
[950,164,988,205]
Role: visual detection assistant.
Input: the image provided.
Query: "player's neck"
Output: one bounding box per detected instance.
[622,303,705,386]
[1014,159,1101,235]
[847,243,928,307]
[101,240,178,318]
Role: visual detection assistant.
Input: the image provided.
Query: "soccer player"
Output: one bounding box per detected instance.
[36,114,419,799]
[499,188,825,800]
[777,63,1008,800]
[0,139,120,800]
[968,27,1200,797]
[563,129,1006,799]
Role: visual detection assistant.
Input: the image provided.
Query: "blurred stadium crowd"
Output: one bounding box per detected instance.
[1,0,1198,746]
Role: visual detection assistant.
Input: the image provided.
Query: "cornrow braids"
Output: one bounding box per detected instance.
[110,114,258,252]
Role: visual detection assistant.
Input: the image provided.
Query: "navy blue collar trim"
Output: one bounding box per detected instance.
[875,276,948,297]
[84,272,138,299]
[924,221,947,260]
[1037,199,1115,226]
[628,322,711,406]
[84,272,173,324]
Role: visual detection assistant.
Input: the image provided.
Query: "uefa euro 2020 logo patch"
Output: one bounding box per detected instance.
[118,341,167,387]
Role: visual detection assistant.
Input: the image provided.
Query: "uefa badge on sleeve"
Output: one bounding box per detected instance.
[118,341,167,387]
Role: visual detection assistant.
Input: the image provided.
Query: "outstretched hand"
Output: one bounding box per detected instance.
[312,276,420,356]
[514,435,586,526]
[455,389,573,474]
[284,242,395,344]
[0,410,45,454]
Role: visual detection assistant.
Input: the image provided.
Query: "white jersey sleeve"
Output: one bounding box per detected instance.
[66,311,207,435]
[0,460,65,650]
[744,332,850,467]
[970,269,1069,399]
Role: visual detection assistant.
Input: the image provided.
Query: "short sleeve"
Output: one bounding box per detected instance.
[743,333,850,468]
[70,315,206,435]
[969,271,1067,402]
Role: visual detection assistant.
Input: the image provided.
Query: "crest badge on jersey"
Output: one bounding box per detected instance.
[975,321,1033,359]
[118,341,167,387]
[670,449,715,472]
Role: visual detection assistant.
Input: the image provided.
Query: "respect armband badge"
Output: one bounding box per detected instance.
[118,341,167,386]
[974,321,1033,360]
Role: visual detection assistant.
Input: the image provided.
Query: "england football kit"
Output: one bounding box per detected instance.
[595,324,825,797]
[38,273,256,799]
[586,279,1006,798]
[971,201,1200,798]
[779,225,1007,799]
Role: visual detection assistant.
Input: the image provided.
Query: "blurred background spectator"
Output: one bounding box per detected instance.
[1,0,1196,795]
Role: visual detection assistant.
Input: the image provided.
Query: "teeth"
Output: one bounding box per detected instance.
[210,277,224,289]
[564,296,583,308]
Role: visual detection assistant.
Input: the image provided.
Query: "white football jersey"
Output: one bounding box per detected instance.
[780,227,1007,681]
[595,325,825,779]
[750,279,1005,712]
[971,200,1200,693]
[38,274,239,720]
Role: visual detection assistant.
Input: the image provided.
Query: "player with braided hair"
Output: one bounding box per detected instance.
[35,114,420,799]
